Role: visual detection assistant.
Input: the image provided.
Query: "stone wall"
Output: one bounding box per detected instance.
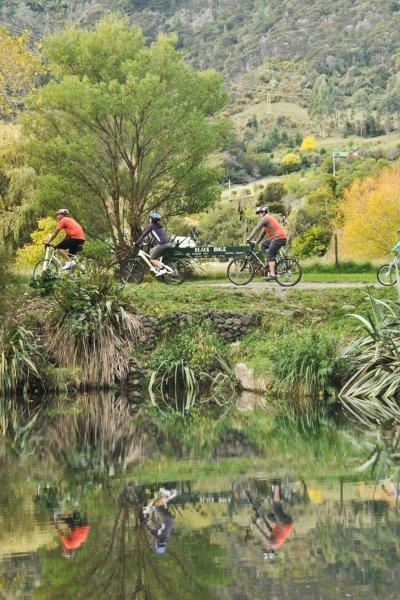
[140,310,262,350]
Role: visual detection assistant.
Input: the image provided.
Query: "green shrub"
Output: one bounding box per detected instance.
[48,265,140,388]
[270,330,340,398]
[148,317,234,414]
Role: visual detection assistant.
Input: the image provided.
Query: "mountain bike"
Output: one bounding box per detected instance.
[32,243,90,278]
[119,248,187,285]
[227,242,302,287]
[377,254,400,286]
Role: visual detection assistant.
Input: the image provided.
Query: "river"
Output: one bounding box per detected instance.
[0,392,398,599]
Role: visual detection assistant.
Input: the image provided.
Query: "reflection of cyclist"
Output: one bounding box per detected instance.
[252,484,293,559]
[246,206,287,280]
[55,509,90,558]
[135,212,172,277]
[144,488,176,554]
[47,208,85,270]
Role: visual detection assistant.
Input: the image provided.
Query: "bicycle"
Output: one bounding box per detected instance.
[227,241,302,287]
[377,252,400,287]
[32,243,89,278]
[119,247,187,285]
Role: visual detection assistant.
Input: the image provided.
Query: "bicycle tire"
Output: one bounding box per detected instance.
[227,257,255,285]
[161,257,187,285]
[377,264,397,286]
[275,258,302,287]
[32,259,60,279]
[120,258,145,284]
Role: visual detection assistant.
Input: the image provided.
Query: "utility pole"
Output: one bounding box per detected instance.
[266,91,272,117]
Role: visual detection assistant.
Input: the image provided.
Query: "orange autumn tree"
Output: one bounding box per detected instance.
[339,166,400,260]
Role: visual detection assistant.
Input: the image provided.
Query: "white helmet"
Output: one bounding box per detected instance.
[56,208,69,216]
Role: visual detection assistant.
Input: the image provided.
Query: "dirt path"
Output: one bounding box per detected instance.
[207,281,380,293]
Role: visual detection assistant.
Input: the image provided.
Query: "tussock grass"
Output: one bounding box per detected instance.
[49,266,140,388]
[0,325,43,397]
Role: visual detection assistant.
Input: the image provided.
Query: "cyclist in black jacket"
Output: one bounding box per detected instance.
[135,212,172,277]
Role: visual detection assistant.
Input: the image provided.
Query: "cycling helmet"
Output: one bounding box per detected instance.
[255,205,269,214]
[149,211,161,222]
[56,208,69,216]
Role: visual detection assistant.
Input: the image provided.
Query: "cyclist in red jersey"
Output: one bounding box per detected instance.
[251,484,293,560]
[246,205,288,280]
[47,208,85,268]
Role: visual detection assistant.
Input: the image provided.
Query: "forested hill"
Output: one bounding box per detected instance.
[2,1,399,81]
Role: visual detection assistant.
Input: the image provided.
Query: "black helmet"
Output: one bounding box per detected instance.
[149,211,161,222]
[255,205,269,214]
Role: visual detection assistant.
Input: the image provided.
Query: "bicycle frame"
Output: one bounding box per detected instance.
[137,249,174,273]
[42,245,80,272]
[44,246,64,270]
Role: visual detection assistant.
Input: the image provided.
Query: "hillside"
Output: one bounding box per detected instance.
[2,2,399,128]
[2,1,399,81]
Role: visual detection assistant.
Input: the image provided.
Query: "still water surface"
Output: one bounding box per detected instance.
[1,465,399,598]
[0,394,399,599]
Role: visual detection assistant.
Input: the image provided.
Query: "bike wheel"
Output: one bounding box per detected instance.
[275,258,302,287]
[227,257,255,285]
[377,264,397,286]
[120,258,145,284]
[32,259,60,278]
[161,258,187,285]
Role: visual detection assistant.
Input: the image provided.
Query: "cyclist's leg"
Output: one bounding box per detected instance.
[261,239,270,274]
[150,244,172,271]
[268,239,286,276]
[55,238,74,261]
[55,239,84,266]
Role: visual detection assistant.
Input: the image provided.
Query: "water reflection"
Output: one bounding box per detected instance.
[1,467,400,599]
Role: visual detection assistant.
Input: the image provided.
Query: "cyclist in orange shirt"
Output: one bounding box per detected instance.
[54,509,90,558]
[246,205,288,280]
[47,208,85,268]
[250,483,293,560]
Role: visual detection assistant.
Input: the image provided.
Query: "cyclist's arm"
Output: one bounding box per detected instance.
[136,225,152,246]
[47,228,61,243]
[256,230,266,245]
[246,217,268,242]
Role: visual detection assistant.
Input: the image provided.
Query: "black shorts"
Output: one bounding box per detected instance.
[267,238,287,262]
[56,238,85,256]
[150,243,172,260]
[268,501,293,525]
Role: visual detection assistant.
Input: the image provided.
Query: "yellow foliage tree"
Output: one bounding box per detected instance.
[339,166,400,260]
[300,136,317,152]
[0,28,43,115]
[16,217,56,268]
[281,153,301,167]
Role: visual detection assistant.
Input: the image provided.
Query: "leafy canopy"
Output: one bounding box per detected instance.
[25,14,230,249]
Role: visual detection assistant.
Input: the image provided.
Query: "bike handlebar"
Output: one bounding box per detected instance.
[44,243,54,247]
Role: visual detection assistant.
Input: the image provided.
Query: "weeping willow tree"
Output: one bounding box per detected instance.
[0,123,38,250]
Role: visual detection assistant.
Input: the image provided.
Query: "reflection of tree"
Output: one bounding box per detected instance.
[33,393,155,474]
[37,485,228,600]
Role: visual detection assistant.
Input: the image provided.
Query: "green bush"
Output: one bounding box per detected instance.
[291,225,332,258]
[149,317,234,414]
[270,330,340,398]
